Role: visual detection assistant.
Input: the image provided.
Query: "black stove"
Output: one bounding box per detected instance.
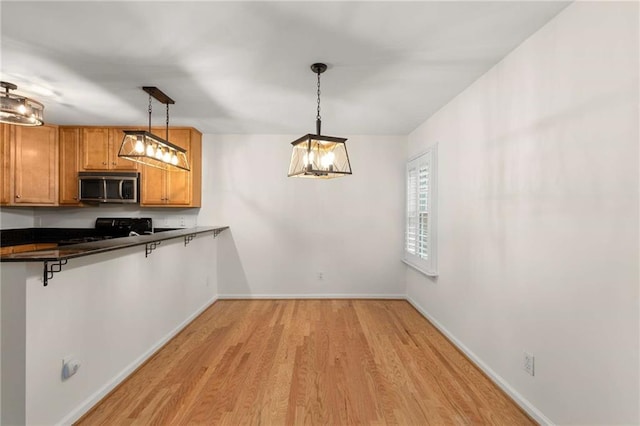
[94,217,153,237]
[57,218,152,246]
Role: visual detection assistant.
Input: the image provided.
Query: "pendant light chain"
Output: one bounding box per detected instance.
[165,103,170,141]
[147,94,152,132]
[316,71,321,122]
[315,70,322,135]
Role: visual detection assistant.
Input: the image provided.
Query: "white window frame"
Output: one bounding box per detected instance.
[403,145,438,276]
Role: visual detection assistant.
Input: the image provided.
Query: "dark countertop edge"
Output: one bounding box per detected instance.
[0,226,229,262]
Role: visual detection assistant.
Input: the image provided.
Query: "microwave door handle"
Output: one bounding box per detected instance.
[118,180,124,199]
[103,179,107,200]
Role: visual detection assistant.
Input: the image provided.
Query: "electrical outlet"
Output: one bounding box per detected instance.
[317,272,324,281]
[523,352,535,376]
[62,357,81,380]
[179,216,186,227]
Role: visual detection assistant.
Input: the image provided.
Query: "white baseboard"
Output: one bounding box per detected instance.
[217,293,406,300]
[57,295,219,426]
[405,296,553,426]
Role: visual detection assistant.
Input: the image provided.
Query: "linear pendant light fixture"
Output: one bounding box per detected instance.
[288,63,352,179]
[118,86,190,171]
[0,81,45,126]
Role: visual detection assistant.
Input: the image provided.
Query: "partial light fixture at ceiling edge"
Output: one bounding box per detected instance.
[118,86,190,172]
[0,81,45,126]
[287,63,352,179]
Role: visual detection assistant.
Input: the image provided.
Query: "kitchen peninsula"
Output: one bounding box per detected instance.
[0,224,228,424]
[1,226,228,284]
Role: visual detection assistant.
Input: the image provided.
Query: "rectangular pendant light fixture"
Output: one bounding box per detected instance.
[118,86,190,171]
[119,130,190,171]
[288,133,351,178]
[288,63,352,179]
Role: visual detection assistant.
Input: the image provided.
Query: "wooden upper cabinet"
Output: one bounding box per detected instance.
[164,129,192,206]
[140,154,167,205]
[0,124,201,208]
[12,124,59,205]
[140,127,201,207]
[0,124,11,204]
[80,127,136,171]
[58,127,81,205]
[109,128,139,170]
[80,127,109,170]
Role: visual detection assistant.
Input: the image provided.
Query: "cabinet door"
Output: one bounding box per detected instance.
[140,128,168,205]
[81,128,110,170]
[13,125,58,205]
[59,127,81,205]
[140,162,167,205]
[164,129,191,206]
[0,124,12,204]
[109,128,138,170]
[188,129,201,207]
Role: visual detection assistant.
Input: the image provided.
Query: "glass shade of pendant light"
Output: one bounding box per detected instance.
[0,81,45,126]
[288,63,352,179]
[118,86,190,171]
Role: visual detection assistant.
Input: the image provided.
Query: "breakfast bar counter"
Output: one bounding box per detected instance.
[0,226,228,262]
[1,226,229,286]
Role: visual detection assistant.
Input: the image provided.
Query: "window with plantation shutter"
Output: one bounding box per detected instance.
[404,145,437,276]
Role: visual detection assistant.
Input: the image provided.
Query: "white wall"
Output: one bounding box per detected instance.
[204,134,406,298]
[406,2,638,424]
[0,263,28,425]
[1,233,218,425]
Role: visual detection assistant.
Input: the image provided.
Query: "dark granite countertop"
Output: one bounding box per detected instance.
[0,226,228,262]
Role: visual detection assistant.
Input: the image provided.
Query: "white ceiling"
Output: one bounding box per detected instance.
[1,1,570,135]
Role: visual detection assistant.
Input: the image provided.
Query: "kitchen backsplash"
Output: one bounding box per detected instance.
[1,206,199,230]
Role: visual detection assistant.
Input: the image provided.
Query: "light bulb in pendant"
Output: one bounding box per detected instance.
[146,143,155,157]
[321,151,335,168]
[134,138,145,153]
[155,146,164,160]
[303,151,315,166]
[171,153,178,165]
[163,150,171,163]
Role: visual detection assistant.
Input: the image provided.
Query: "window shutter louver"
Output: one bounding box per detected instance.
[404,145,437,276]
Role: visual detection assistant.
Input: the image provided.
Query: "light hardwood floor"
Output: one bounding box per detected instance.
[77,300,535,425]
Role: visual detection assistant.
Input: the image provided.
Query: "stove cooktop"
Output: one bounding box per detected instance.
[95,217,153,236]
[57,218,153,246]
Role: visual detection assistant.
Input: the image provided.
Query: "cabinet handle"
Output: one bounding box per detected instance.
[102,161,107,165]
[73,197,77,200]
[15,195,20,199]
[112,162,116,165]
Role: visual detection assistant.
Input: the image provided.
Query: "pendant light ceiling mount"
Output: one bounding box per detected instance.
[0,81,45,126]
[287,63,352,179]
[310,63,327,74]
[142,86,175,105]
[118,86,190,172]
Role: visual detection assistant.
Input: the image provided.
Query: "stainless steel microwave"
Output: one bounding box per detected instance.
[78,172,139,203]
